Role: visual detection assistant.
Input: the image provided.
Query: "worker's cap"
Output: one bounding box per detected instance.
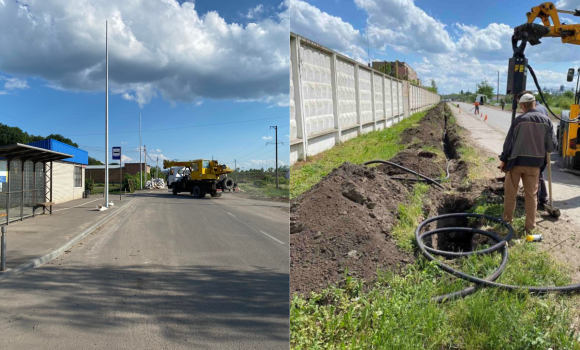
[519,93,536,103]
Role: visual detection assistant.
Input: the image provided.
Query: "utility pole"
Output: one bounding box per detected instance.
[105,21,109,208]
[139,112,142,190]
[234,159,237,172]
[497,71,500,103]
[144,144,147,185]
[266,126,283,188]
[156,156,159,180]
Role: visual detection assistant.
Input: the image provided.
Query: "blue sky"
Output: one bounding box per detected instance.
[0,0,289,171]
[289,0,580,95]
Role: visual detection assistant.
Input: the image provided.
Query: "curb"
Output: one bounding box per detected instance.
[0,198,139,281]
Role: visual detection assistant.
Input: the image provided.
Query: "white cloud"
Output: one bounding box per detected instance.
[289,0,576,94]
[555,0,579,8]
[0,76,29,95]
[195,100,203,106]
[156,149,162,152]
[244,4,264,19]
[249,159,286,166]
[356,0,455,55]
[0,0,289,106]
[2,76,29,90]
[454,23,512,61]
[287,0,366,61]
[120,141,128,145]
[121,154,134,164]
[147,153,168,160]
[262,136,273,140]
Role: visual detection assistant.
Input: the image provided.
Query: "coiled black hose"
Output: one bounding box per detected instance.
[416,213,580,302]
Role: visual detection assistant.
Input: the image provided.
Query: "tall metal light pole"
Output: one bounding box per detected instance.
[139,112,142,189]
[105,21,109,208]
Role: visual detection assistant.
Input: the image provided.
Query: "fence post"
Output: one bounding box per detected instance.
[355,64,362,136]
[330,53,340,145]
[371,71,376,131]
[290,35,308,160]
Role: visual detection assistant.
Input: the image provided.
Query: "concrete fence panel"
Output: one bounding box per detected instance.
[290,33,440,164]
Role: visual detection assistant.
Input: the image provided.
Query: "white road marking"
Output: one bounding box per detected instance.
[227,212,236,217]
[260,231,285,245]
[53,198,102,212]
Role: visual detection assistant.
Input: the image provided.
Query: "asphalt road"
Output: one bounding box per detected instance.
[0,190,289,349]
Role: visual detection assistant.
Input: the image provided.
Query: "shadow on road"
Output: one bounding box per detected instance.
[0,264,289,347]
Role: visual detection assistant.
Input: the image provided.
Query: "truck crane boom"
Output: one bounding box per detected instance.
[508,2,580,169]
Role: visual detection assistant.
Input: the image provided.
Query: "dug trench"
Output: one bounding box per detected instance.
[290,102,509,296]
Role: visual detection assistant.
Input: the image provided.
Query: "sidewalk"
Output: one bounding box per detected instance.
[0,193,137,278]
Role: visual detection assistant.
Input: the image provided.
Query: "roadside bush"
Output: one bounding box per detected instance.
[85,178,94,192]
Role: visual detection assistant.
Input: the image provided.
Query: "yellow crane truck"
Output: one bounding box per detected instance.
[163,159,237,198]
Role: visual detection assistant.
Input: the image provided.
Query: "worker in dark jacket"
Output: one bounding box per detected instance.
[500,93,558,232]
[516,90,551,209]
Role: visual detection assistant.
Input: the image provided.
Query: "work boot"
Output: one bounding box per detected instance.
[537,200,547,210]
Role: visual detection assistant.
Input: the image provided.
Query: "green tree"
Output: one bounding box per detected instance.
[88,157,104,165]
[150,166,163,178]
[476,79,494,100]
[460,90,464,95]
[44,134,78,147]
[427,79,438,93]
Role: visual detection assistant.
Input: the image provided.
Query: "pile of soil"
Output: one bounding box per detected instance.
[290,163,413,294]
[290,103,470,295]
[400,103,446,148]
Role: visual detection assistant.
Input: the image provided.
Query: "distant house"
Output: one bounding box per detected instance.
[371,61,418,82]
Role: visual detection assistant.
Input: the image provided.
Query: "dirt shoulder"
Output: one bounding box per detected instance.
[291,102,580,297]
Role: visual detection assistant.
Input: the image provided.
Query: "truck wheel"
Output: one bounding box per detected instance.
[222,177,235,190]
[193,186,202,198]
[172,185,178,195]
[210,191,222,198]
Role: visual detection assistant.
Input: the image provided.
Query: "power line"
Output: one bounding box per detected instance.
[236,144,282,162]
[65,116,288,136]
[0,110,51,134]
[219,129,271,160]
[223,144,269,163]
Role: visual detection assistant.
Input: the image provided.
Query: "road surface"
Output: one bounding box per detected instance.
[0,191,289,350]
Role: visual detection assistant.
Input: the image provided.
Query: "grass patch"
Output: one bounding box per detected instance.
[291,120,580,349]
[238,182,289,198]
[291,202,580,350]
[290,110,429,199]
[391,183,430,252]
[92,184,124,195]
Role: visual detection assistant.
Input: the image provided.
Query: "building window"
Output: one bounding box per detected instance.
[74,166,82,187]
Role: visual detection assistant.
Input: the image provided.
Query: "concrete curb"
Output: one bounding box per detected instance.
[0,198,139,281]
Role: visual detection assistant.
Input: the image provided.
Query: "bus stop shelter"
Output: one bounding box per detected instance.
[0,143,72,225]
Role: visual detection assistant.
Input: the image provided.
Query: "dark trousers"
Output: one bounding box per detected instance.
[475,106,479,114]
[538,163,548,204]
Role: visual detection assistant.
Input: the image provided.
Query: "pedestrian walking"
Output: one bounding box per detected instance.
[474,101,480,115]
[500,93,557,232]
[500,99,505,111]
